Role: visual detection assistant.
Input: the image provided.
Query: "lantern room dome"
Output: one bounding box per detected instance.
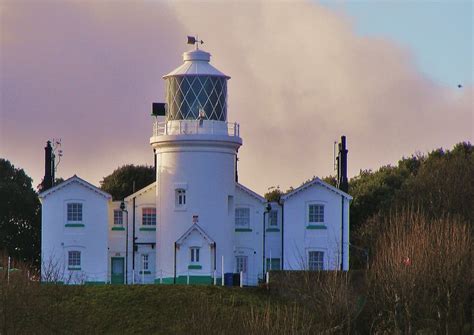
[163,49,229,79]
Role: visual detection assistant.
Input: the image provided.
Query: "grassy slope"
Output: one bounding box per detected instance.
[8,284,281,334]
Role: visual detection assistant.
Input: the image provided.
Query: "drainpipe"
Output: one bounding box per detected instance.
[280,201,284,270]
[262,204,271,276]
[341,196,344,271]
[173,242,177,284]
[132,197,136,276]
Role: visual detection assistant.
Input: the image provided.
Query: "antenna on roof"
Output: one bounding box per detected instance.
[187,35,204,49]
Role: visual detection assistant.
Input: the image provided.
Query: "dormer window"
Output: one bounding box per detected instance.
[176,189,186,207]
[308,204,324,223]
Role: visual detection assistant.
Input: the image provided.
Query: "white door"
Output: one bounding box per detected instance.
[235,256,248,285]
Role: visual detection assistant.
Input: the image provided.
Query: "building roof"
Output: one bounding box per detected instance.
[236,183,266,203]
[124,182,157,201]
[38,175,112,200]
[163,48,230,79]
[281,177,352,201]
[176,223,215,246]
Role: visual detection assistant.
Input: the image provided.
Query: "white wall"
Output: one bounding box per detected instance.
[283,183,349,271]
[234,186,265,285]
[41,180,109,284]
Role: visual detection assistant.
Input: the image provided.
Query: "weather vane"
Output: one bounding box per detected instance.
[187,35,204,49]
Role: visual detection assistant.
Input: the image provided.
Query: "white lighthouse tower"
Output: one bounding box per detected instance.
[150,40,242,284]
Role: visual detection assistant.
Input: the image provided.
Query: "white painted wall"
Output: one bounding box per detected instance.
[234,186,265,285]
[283,183,350,271]
[41,179,109,284]
[153,134,241,283]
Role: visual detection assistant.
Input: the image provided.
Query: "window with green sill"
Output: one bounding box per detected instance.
[68,250,81,269]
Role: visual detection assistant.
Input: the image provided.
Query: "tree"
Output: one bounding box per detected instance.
[0,159,41,266]
[100,164,155,201]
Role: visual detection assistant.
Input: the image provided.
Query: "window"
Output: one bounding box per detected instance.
[308,251,324,271]
[142,208,156,226]
[68,251,81,269]
[266,258,281,271]
[235,256,248,273]
[235,208,250,228]
[142,254,149,271]
[113,210,123,225]
[190,247,200,263]
[67,203,82,222]
[268,210,278,227]
[308,204,324,223]
[176,189,186,207]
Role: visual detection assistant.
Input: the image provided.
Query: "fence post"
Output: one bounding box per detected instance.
[240,271,243,288]
[7,256,11,284]
[221,256,224,286]
[160,270,163,284]
[187,270,190,285]
[266,271,269,286]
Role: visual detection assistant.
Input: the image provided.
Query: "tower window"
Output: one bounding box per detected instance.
[68,251,81,269]
[176,189,186,207]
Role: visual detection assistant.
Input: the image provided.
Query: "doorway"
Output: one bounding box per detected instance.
[111,257,125,284]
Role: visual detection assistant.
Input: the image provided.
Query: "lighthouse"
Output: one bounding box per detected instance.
[150,39,242,283]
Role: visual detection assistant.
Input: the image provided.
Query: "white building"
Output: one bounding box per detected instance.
[40,42,351,285]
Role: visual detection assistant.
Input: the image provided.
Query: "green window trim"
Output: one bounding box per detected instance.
[306,225,327,230]
[65,223,85,228]
[139,271,152,274]
[188,264,202,270]
[139,227,156,231]
[111,226,125,231]
[68,267,81,270]
[235,228,252,232]
[266,228,280,232]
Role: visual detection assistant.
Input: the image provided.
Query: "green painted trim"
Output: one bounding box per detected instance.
[68,267,81,270]
[188,264,202,270]
[235,228,252,232]
[65,223,85,227]
[139,271,152,274]
[156,276,213,285]
[266,228,280,232]
[139,227,156,231]
[111,226,125,231]
[85,281,106,285]
[306,225,327,230]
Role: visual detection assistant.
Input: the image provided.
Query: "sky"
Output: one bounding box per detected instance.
[1,0,472,195]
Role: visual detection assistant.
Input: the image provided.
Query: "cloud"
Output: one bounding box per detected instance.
[1,0,471,194]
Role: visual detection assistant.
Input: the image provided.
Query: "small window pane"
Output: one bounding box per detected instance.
[68,251,81,267]
[142,254,149,270]
[308,204,324,223]
[176,189,186,207]
[142,208,156,226]
[67,203,83,222]
[235,208,250,228]
[190,248,200,263]
[308,251,324,271]
[269,210,278,227]
[114,210,123,225]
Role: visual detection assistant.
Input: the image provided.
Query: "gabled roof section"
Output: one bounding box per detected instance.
[124,182,156,200]
[236,183,266,203]
[39,175,112,200]
[281,177,352,201]
[176,224,215,247]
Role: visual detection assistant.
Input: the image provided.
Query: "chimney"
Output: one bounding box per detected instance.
[337,136,348,193]
[43,141,54,190]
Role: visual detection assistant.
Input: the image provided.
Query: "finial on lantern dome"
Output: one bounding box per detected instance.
[187,35,204,50]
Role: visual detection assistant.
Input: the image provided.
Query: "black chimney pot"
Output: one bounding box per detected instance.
[337,136,349,193]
